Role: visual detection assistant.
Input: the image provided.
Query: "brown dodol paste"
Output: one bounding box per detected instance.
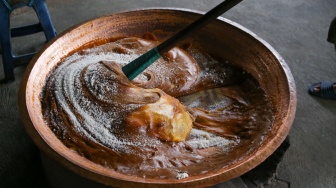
[40,35,275,179]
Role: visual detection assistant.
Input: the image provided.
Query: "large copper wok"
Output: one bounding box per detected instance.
[18,8,296,187]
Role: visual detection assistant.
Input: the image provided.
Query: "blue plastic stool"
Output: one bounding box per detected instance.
[0,0,56,80]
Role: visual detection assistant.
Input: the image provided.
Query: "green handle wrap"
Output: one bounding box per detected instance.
[122,47,161,81]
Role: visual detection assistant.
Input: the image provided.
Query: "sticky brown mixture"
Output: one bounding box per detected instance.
[40,35,275,179]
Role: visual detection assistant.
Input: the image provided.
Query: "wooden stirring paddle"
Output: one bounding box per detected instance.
[122,0,243,80]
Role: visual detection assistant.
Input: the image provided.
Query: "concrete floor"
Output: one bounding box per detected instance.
[1,0,336,187]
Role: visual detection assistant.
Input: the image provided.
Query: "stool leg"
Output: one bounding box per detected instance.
[327,17,336,44]
[0,7,15,80]
[32,0,56,41]
[327,17,336,55]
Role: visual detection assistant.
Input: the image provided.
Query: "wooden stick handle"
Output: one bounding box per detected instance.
[122,0,243,80]
[157,0,243,55]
